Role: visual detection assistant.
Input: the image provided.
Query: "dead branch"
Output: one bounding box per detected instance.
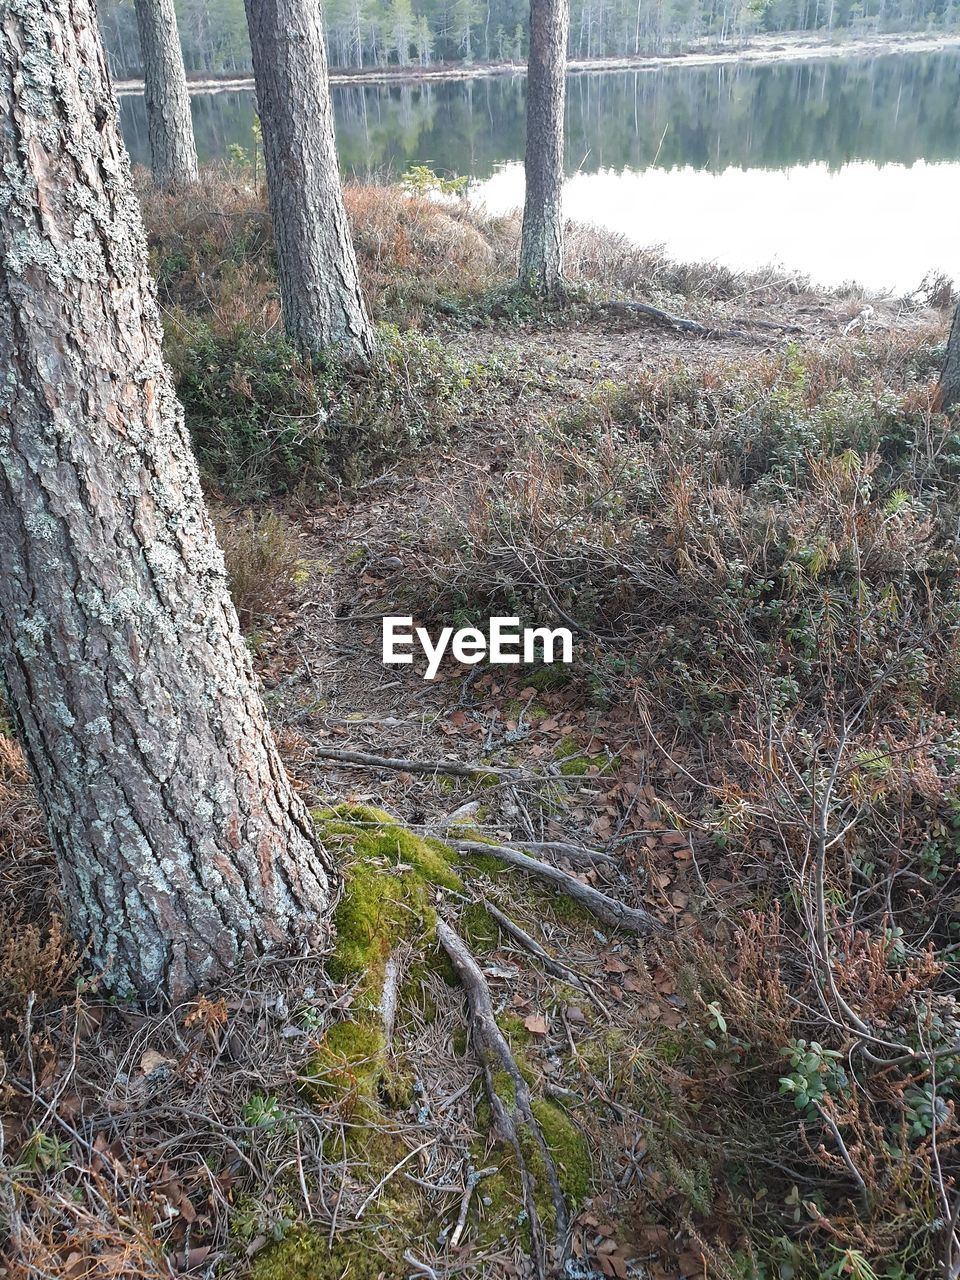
[599,299,740,339]
[451,839,663,934]
[478,897,610,1014]
[448,1164,498,1248]
[436,919,568,1275]
[309,745,523,779]
[382,952,399,1053]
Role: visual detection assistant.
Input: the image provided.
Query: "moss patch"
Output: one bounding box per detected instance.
[251,1220,411,1280]
[460,902,500,952]
[305,1021,385,1114]
[313,803,461,986]
[532,1098,592,1206]
[555,735,615,777]
[305,806,461,1114]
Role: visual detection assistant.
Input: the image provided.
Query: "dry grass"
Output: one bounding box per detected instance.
[394,323,960,1276]
[212,506,306,630]
[138,165,848,342]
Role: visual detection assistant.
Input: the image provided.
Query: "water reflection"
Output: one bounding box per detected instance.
[118,49,960,290]
[476,158,960,293]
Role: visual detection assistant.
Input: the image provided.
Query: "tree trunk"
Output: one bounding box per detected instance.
[938,302,960,415]
[519,0,569,298]
[132,0,199,188]
[0,0,331,1003]
[243,0,376,365]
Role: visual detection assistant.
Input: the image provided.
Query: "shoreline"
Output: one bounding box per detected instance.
[113,29,960,96]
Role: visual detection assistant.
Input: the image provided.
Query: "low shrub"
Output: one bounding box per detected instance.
[167,317,488,495]
[213,507,306,630]
[394,328,960,1277]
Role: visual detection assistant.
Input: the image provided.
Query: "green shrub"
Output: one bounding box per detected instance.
[166,318,487,496]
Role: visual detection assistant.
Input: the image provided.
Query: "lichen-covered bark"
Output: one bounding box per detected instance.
[518,0,569,298]
[939,301,960,414]
[0,0,331,1001]
[132,0,198,188]
[243,0,375,365]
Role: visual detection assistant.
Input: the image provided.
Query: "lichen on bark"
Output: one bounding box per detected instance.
[0,0,330,1001]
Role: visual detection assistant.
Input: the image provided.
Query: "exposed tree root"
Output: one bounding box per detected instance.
[600,299,805,340]
[478,896,610,1013]
[451,839,663,933]
[310,745,523,779]
[505,838,618,867]
[730,313,804,334]
[600,299,739,339]
[436,918,569,1278]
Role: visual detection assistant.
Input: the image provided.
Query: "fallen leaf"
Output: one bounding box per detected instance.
[140,1048,176,1076]
[523,1013,549,1036]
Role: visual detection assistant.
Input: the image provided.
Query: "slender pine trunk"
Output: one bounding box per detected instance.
[244,0,376,364]
[132,0,199,188]
[519,0,569,298]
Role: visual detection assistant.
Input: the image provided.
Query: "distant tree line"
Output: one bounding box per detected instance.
[99,0,960,77]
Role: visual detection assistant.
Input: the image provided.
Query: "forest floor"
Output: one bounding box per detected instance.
[112,29,960,96]
[2,174,959,1280]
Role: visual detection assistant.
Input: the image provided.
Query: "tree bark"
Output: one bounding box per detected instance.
[518,0,568,298]
[938,301,960,415]
[0,0,331,1003]
[132,0,199,188]
[243,0,376,365]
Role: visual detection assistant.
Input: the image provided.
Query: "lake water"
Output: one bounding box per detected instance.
[119,48,960,294]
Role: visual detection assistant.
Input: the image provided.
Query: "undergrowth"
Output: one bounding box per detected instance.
[401,330,960,1277]
[168,317,487,496]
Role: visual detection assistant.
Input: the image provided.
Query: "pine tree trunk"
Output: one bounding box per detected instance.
[243,0,376,365]
[938,302,960,414]
[519,0,569,298]
[132,0,199,188]
[0,0,331,1003]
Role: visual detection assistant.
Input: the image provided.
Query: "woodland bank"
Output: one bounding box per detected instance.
[112,29,960,95]
[3,174,957,1280]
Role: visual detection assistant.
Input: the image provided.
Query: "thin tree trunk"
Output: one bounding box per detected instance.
[519,0,569,298]
[132,0,199,188]
[938,302,960,414]
[0,0,332,1003]
[244,0,376,365]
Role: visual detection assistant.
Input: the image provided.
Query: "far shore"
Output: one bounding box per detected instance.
[112,28,960,96]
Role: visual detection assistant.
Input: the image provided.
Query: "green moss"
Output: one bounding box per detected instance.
[312,805,461,986]
[251,1218,412,1280]
[303,808,464,1121]
[578,1027,629,1080]
[380,1064,416,1109]
[554,735,614,777]
[305,1021,385,1110]
[460,902,500,952]
[466,1147,525,1247]
[525,665,573,691]
[531,1098,592,1206]
[546,889,597,927]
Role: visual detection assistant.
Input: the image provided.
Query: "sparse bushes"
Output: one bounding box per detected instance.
[139,166,817,353]
[213,507,305,629]
[398,330,960,1277]
[168,316,487,495]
